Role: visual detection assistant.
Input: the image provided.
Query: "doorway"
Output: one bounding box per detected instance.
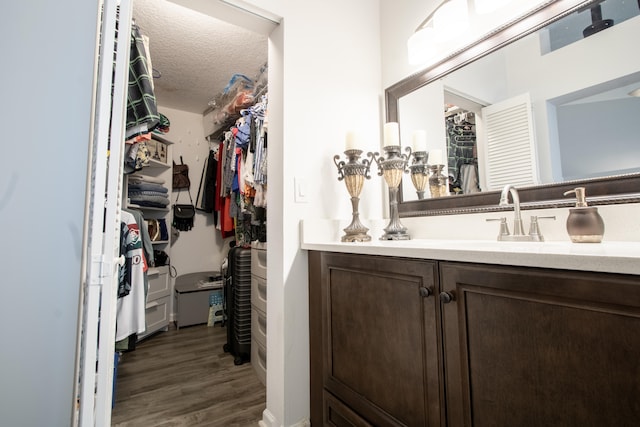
[108,0,274,424]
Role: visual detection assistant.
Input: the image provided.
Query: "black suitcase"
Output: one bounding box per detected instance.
[223,246,252,365]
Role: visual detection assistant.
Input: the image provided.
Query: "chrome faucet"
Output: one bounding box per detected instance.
[499,184,525,236]
[488,184,556,241]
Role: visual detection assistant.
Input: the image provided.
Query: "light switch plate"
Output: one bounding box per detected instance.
[295,177,308,203]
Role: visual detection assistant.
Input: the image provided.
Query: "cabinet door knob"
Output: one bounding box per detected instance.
[439,291,454,304]
[419,287,431,297]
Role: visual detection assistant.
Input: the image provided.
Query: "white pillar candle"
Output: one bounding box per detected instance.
[429,148,443,165]
[383,122,400,147]
[412,130,427,152]
[345,131,361,150]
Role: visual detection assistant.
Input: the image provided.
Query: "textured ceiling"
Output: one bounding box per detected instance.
[133,0,268,114]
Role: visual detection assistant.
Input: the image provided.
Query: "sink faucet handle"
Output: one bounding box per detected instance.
[487,217,510,239]
[528,215,556,241]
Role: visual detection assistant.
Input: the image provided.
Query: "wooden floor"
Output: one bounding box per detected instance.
[111,323,266,427]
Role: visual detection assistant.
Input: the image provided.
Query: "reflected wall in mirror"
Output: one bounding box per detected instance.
[389,0,640,215]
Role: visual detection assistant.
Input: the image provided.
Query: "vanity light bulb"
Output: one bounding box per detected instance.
[474,0,512,14]
[408,27,437,65]
[434,0,469,42]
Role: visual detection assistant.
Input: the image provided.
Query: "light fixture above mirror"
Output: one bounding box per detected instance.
[407,0,552,66]
[474,0,513,15]
[433,0,470,42]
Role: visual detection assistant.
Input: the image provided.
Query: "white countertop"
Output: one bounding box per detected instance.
[300,220,640,276]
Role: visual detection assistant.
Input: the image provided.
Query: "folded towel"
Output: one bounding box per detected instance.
[128,182,168,193]
[129,194,170,207]
[129,200,168,209]
[128,190,169,198]
[128,174,165,185]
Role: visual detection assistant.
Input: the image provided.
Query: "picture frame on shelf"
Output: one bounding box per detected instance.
[147,138,168,163]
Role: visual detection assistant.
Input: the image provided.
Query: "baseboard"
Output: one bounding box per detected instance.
[259,409,310,427]
[259,408,277,427]
[291,418,311,427]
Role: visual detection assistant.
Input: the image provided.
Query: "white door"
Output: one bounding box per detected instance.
[481,92,539,191]
[74,0,133,425]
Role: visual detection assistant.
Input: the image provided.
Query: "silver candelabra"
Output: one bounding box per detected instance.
[333,149,374,242]
[407,148,429,200]
[374,145,411,240]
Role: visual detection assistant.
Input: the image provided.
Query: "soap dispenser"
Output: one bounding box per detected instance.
[563,187,604,243]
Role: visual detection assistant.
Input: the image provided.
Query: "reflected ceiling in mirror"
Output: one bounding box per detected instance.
[387,0,640,216]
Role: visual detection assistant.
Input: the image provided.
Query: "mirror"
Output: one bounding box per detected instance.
[387,0,640,216]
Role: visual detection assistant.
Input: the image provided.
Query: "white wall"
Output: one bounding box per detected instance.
[241,1,384,425]
[158,106,230,277]
[0,0,100,425]
[398,81,447,198]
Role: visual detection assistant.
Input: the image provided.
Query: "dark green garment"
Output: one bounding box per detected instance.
[126,25,159,138]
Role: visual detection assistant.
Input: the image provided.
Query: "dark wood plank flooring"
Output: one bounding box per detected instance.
[111,323,265,426]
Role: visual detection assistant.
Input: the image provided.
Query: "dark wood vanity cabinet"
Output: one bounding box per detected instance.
[309,251,640,427]
[309,251,442,426]
[440,262,640,427]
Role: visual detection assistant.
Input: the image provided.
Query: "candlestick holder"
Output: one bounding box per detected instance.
[373,145,411,240]
[333,149,374,242]
[429,164,448,198]
[407,148,429,200]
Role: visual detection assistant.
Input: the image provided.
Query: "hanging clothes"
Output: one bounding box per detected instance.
[116,211,147,342]
[212,92,268,242]
[459,163,480,194]
[125,24,160,139]
[216,139,235,239]
[197,147,218,216]
[123,208,154,270]
[446,114,478,194]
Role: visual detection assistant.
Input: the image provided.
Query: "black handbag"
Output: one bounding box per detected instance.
[154,250,169,266]
[172,190,195,231]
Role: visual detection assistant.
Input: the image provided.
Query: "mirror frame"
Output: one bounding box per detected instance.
[387,0,640,217]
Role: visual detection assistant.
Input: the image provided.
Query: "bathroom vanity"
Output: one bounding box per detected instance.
[306,237,640,426]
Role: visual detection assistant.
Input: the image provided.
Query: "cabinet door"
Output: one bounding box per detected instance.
[440,262,640,427]
[324,390,373,427]
[310,252,442,427]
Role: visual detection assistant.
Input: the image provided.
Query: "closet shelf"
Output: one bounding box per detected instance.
[151,134,174,145]
[147,266,169,276]
[143,158,171,169]
[126,203,170,212]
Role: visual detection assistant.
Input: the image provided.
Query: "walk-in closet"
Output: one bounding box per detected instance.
[111,0,270,424]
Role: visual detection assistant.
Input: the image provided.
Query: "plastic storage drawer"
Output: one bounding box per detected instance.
[251,336,267,386]
[251,306,267,348]
[251,245,267,280]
